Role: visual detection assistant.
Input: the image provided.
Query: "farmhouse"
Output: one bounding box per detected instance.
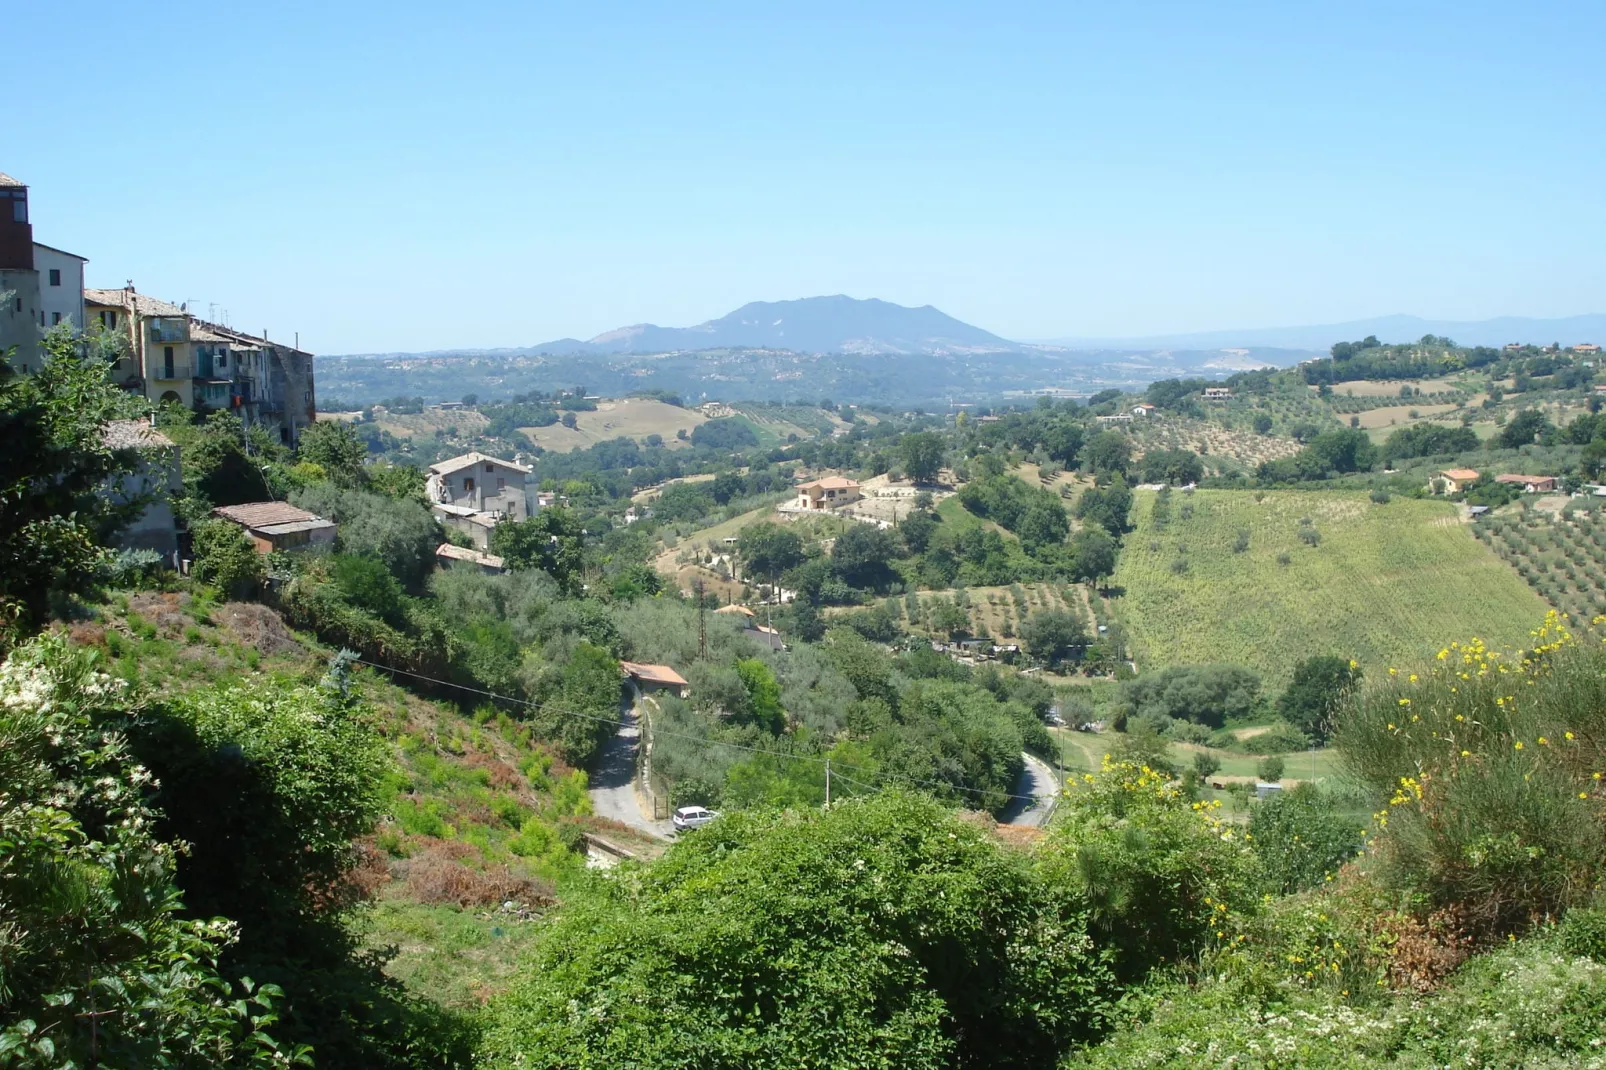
[1095,413,1133,423]
[435,543,507,574]
[1572,343,1601,354]
[1503,342,1526,351]
[1495,474,1558,494]
[427,451,531,548]
[1132,403,1157,416]
[103,419,181,558]
[1432,468,1480,494]
[795,476,861,511]
[715,604,756,619]
[620,661,690,698]
[428,451,530,519]
[1203,387,1232,400]
[212,502,336,555]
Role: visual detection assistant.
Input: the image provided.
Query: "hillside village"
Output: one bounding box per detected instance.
[10,187,1606,1066]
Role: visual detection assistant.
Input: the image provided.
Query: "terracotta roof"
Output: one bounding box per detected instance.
[0,173,23,188]
[189,324,236,344]
[798,476,859,490]
[619,661,689,687]
[212,502,328,528]
[1495,474,1555,485]
[1440,468,1480,481]
[429,451,531,476]
[84,288,186,318]
[715,604,756,617]
[102,419,174,450]
[436,543,506,569]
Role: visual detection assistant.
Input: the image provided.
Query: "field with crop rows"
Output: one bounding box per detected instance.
[1113,489,1550,687]
[1130,417,1303,473]
[889,582,1094,640]
[1473,506,1606,623]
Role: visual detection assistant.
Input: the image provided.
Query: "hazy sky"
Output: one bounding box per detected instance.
[10,1,1603,353]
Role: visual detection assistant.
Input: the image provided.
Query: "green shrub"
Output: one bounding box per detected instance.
[1338,615,1606,934]
[190,518,265,599]
[481,792,1113,1070]
[1257,754,1285,782]
[1249,784,1362,894]
[1040,758,1259,984]
[1559,907,1606,963]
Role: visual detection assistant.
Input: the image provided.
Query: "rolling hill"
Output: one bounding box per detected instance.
[533,295,1019,356]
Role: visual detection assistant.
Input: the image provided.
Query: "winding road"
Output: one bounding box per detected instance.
[587,693,673,839]
[1001,752,1061,827]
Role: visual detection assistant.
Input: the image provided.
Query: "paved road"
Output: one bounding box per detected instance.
[1001,752,1061,827]
[587,696,673,839]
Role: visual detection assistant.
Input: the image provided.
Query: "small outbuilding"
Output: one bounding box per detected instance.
[435,542,507,574]
[620,660,690,698]
[212,502,336,554]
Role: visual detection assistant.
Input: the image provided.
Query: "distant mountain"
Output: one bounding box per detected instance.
[1043,313,1606,353]
[533,296,1019,356]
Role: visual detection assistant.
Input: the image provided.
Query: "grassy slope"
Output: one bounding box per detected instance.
[1114,489,1550,688]
[75,587,659,1012]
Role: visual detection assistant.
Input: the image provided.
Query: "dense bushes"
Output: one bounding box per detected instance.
[1249,783,1363,894]
[291,483,441,589]
[0,635,302,1066]
[1338,614,1606,934]
[1115,663,1263,729]
[480,793,1115,1070]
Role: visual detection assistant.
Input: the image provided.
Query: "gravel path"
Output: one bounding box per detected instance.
[587,696,673,839]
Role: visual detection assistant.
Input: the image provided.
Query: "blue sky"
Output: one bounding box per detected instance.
[10,1,1603,353]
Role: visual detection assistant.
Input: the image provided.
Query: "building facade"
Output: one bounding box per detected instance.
[103,419,182,558]
[82,287,315,445]
[34,243,86,332]
[85,287,196,409]
[0,172,43,373]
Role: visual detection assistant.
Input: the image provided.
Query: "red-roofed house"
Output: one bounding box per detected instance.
[1495,474,1558,494]
[619,661,690,698]
[796,476,861,510]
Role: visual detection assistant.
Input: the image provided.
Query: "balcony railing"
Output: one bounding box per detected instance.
[146,318,188,343]
[152,363,193,381]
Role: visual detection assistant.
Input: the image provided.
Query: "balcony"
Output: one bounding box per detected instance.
[146,317,188,343]
[152,363,193,381]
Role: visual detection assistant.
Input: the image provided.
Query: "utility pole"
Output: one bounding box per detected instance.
[696,577,707,660]
[825,759,831,807]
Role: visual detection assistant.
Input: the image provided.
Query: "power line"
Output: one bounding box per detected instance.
[349,657,1045,806]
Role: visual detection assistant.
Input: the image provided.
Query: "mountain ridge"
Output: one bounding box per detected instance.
[532,295,1018,357]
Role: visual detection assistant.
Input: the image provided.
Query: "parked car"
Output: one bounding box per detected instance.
[672,805,720,831]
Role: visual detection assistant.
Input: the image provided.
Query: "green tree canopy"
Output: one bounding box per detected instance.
[0,330,145,636]
[296,419,368,486]
[900,431,945,483]
[490,508,586,595]
[737,522,806,579]
[1276,654,1361,742]
[479,793,1113,1070]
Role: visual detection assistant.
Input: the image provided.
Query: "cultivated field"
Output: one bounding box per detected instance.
[1352,402,1461,429]
[889,582,1093,641]
[375,408,491,439]
[1473,506,1606,623]
[519,398,707,452]
[1114,489,1551,688]
[1328,376,1471,397]
[1130,417,1303,473]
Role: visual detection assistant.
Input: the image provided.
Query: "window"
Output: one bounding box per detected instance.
[218,352,227,368]
[11,198,25,224]
[164,346,174,361]
[51,312,60,325]
[497,478,506,490]
[464,477,476,492]
[484,464,493,473]
[48,269,61,287]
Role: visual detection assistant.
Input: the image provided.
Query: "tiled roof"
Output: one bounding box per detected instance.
[32,242,87,261]
[189,324,236,344]
[715,604,755,617]
[1495,474,1554,485]
[798,476,859,490]
[0,173,23,188]
[213,502,327,528]
[429,451,531,476]
[84,288,186,318]
[619,661,689,687]
[1440,468,1480,481]
[102,419,175,450]
[435,543,506,569]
